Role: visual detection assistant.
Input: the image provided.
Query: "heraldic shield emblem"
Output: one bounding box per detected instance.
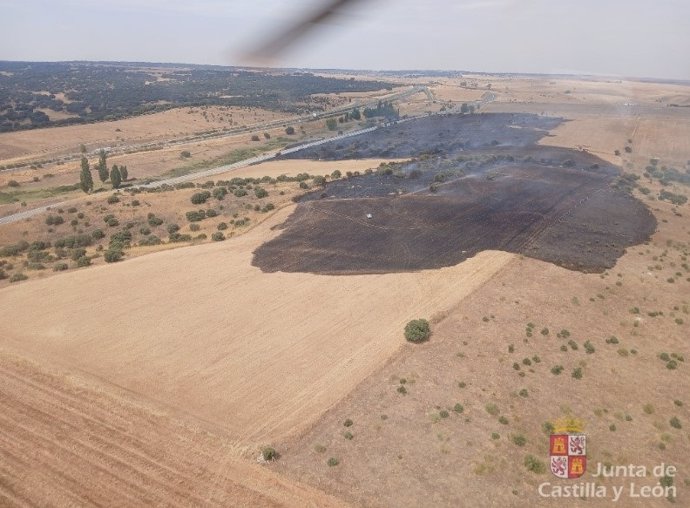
[549,418,586,479]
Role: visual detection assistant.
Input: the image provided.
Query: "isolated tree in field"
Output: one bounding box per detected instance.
[79,157,93,193]
[285,126,295,135]
[404,318,430,343]
[110,165,122,189]
[97,149,109,183]
[120,165,128,181]
[351,107,361,120]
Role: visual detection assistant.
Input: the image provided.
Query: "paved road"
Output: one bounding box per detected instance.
[0,124,386,225]
[2,86,427,172]
[0,85,464,226]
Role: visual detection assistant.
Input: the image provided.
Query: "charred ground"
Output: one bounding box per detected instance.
[253,113,656,274]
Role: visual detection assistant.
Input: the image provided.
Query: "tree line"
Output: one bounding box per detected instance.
[79,149,129,193]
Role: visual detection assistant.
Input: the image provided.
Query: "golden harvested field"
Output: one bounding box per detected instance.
[0,105,290,162]
[0,350,345,507]
[0,204,514,444]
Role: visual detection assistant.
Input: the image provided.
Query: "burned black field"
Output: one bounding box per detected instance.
[253,113,656,274]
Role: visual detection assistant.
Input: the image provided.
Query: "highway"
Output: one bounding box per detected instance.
[0,85,481,226]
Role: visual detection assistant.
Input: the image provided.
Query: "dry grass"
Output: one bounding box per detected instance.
[0,350,346,507]
[0,205,514,445]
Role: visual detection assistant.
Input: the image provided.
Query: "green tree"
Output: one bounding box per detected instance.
[97,149,109,183]
[110,165,122,189]
[460,103,470,114]
[79,157,93,193]
[326,118,338,131]
[351,107,361,120]
[120,165,128,181]
[285,126,295,135]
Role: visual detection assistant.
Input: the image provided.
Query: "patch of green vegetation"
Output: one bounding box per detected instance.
[0,184,81,205]
[524,455,546,474]
[485,403,499,416]
[404,318,430,343]
[165,139,289,178]
[512,434,527,446]
[261,446,278,461]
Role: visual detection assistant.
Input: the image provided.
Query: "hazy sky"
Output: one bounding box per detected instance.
[1,0,689,79]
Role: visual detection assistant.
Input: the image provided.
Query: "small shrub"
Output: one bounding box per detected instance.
[53,262,69,271]
[498,416,509,425]
[518,389,528,397]
[491,432,500,440]
[572,367,583,380]
[139,235,162,246]
[103,249,123,263]
[327,457,339,467]
[512,434,527,446]
[643,404,654,414]
[9,273,28,282]
[524,455,546,474]
[343,431,354,440]
[261,446,278,461]
[189,223,201,232]
[148,215,164,227]
[186,210,206,222]
[439,410,450,419]
[211,232,225,242]
[485,403,499,416]
[453,403,464,413]
[551,365,564,375]
[404,319,430,343]
[343,419,353,427]
[669,417,682,429]
[584,341,595,354]
[45,215,65,226]
[107,195,120,204]
[190,191,211,205]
